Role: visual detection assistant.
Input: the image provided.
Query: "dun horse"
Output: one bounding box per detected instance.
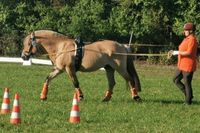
[21,30,142,102]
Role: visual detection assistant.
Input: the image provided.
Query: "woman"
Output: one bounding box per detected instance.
[169,22,198,105]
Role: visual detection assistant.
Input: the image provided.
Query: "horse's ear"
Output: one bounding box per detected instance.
[30,31,35,38]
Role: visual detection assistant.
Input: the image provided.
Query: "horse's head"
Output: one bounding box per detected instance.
[21,32,37,60]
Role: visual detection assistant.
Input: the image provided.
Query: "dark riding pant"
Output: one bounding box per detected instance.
[173,69,194,104]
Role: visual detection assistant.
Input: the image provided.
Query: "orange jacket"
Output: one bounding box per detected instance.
[178,34,198,72]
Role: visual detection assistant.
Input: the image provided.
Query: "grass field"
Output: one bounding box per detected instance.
[0,62,200,133]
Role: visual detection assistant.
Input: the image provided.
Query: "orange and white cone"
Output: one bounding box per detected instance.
[1,88,10,114]
[69,93,80,123]
[10,93,21,124]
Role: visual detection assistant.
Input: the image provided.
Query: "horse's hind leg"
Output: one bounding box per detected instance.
[40,68,62,100]
[117,69,141,102]
[128,78,141,101]
[102,65,115,102]
[65,66,84,101]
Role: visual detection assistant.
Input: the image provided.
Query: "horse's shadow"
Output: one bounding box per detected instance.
[141,98,200,105]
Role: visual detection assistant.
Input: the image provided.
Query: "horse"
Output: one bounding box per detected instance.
[21,30,142,102]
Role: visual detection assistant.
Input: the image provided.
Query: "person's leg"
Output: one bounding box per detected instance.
[173,69,186,95]
[182,71,194,105]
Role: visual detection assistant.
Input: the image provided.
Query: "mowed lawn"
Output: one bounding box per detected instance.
[0,62,200,133]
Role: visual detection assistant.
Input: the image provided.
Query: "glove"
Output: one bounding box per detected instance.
[172,50,179,55]
[167,50,179,59]
[168,50,179,55]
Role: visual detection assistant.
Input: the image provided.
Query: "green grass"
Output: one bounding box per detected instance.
[0,62,200,133]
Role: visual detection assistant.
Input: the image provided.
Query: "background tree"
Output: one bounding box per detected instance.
[0,0,199,56]
[173,0,200,45]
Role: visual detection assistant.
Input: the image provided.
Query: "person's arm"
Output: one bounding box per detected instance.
[171,50,191,56]
[168,49,190,57]
[179,51,190,56]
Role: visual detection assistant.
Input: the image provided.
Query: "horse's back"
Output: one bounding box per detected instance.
[80,40,127,72]
[88,40,126,53]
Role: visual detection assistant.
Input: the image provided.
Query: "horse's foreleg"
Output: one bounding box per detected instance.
[102,66,115,102]
[40,68,61,100]
[65,67,84,101]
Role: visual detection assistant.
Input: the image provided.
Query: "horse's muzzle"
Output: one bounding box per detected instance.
[21,52,31,60]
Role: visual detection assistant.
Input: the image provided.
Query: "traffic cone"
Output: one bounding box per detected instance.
[69,93,80,123]
[1,88,10,114]
[10,93,21,124]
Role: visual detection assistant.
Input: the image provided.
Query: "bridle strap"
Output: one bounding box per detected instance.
[31,36,37,46]
[27,33,37,56]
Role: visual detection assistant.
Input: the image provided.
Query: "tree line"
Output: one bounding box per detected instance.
[0,0,199,56]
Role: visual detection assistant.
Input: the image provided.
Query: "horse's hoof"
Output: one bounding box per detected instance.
[40,95,47,101]
[40,98,47,101]
[102,97,111,102]
[102,91,112,102]
[78,95,84,101]
[40,97,47,100]
[133,96,142,102]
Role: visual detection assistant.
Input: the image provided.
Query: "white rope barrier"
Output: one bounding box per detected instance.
[0,57,52,66]
[0,52,169,66]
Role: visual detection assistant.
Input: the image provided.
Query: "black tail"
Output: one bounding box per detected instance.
[127,56,141,92]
